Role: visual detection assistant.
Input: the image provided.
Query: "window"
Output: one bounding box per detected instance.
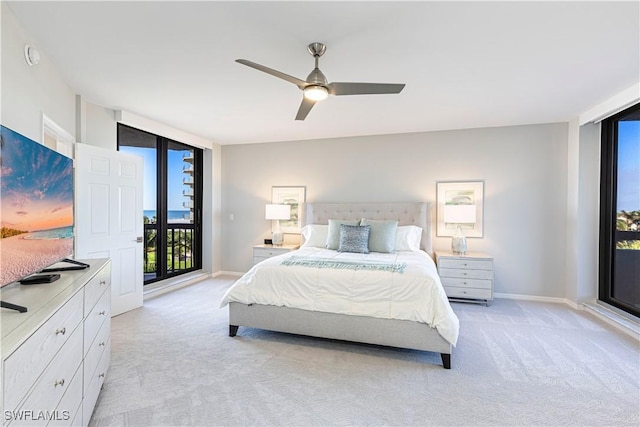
[118,124,203,284]
[599,102,640,317]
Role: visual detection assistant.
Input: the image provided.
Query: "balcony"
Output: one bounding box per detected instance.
[143,223,196,283]
[613,230,640,309]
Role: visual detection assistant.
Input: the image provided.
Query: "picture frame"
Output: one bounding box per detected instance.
[436,181,484,237]
[271,186,306,234]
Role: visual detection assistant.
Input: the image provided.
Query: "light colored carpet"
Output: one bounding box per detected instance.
[89,276,639,426]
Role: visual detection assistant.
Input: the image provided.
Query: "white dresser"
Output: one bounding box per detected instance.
[1,259,111,426]
[253,244,299,265]
[435,251,494,305]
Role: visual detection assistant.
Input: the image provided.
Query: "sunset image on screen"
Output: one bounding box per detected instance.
[0,126,74,286]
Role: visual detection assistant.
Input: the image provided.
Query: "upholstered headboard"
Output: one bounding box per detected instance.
[305,202,432,254]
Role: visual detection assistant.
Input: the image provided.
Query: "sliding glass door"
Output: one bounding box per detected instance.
[118,124,203,284]
[599,103,639,317]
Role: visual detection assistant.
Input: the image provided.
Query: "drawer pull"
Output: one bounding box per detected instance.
[463,263,468,266]
[99,341,106,347]
[54,379,65,387]
[462,291,467,294]
[98,311,106,316]
[463,273,468,276]
[99,373,105,379]
[55,327,66,336]
[100,280,107,285]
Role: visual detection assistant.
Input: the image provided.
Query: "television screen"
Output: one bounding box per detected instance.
[0,125,74,286]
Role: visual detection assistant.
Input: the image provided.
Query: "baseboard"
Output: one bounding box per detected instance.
[495,292,638,340]
[213,271,244,278]
[144,271,211,300]
[581,303,640,341]
[494,292,575,307]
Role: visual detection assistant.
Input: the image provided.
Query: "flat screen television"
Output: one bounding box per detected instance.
[0,125,75,288]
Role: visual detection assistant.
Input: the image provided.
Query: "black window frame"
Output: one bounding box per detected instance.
[598,102,640,318]
[117,124,203,285]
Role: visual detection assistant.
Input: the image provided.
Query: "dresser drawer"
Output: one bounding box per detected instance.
[84,267,110,315]
[438,258,492,270]
[14,324,83,425]
[48,366,83,427]
[438,267,493,280]
[444,286,493,300]
[83,320,110,394]
[83,343,110,426]
[83,290,110,356]
[4,291,84,412]
[441,277,492,289]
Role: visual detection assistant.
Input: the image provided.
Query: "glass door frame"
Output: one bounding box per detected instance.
[598,102,640,318]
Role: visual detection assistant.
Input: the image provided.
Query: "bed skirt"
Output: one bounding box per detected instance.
[228,302,452,368]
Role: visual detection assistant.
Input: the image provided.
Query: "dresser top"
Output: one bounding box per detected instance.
[1,258,110,355]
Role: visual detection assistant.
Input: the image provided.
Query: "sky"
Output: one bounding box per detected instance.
[119,145,191,212]
[617,121,640,213]
[0,126,74,232]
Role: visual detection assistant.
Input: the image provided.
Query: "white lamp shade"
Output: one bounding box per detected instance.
[265,204,291,221]
[444,204,476,224]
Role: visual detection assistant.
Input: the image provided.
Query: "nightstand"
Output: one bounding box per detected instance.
[253,244,299,265]
[435,251,494,306]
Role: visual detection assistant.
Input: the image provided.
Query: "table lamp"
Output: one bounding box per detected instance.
[444,204,476,255]
[265,204,291,246]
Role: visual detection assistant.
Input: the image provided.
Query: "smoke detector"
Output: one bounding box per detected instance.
[24,44,40,66]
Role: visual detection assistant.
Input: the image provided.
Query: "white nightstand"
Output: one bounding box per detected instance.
[253,244,299,265]
[435,251,494,306]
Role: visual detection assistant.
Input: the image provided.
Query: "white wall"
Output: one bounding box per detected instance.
[1,3,221,278]
[1,2,76,142]
[222,123,569,298]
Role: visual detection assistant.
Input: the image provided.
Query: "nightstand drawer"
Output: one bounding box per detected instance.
[441,277,492,289]
[254,247,288,258]
[444,286,493,300]
[438,258,492,270]
[438,267,493,280]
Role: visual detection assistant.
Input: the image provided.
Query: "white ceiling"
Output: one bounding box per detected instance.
[6,1,639,145]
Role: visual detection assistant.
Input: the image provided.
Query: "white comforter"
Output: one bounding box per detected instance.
[220,247,459,345]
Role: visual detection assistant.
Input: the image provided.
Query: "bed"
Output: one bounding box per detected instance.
[220,202,459,368]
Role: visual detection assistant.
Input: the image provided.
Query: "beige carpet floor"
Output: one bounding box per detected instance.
[89,276,639,426]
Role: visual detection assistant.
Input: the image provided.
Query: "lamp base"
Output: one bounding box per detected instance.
[272,231,284,247]
[451,235,467,255]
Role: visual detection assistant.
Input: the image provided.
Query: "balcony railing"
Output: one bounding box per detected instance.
[143,222,196,283]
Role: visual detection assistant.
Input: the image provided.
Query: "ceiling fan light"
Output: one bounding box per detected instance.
[303,85,328,101]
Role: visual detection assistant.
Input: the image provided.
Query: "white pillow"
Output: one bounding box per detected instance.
[395,225,423,251]
[300,224,329,248]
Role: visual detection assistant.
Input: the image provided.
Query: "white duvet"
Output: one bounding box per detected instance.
[220,247,459,345]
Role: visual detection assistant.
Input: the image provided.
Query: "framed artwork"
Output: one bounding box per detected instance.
[271,186,306,234]
[436,181,484,237]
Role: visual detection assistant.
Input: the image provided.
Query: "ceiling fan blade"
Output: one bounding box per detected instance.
[328,82,405,96]
[295,97,316,121]
[236,59,307,89]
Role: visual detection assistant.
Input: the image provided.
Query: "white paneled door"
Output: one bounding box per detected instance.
[75,143,144,316]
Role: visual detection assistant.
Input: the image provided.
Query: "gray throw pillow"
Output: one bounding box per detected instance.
[361,219,398,253]
[326,219,360,250]
[338,224,371,254]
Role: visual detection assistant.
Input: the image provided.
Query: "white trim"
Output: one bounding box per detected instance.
[579,83,640,125]
[42,113,75,157]
[116,110,213,150]
[494,292,574,307]
[581,303,640,341]
[213,271,244,277]
[144,270,210,300]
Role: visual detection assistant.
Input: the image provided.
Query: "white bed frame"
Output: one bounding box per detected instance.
[228,202,452,369]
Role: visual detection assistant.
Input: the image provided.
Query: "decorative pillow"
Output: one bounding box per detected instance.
[395,225,423,251]
[360,219,398,253]
[326,219,360,250]
[338,225,370,254]
[300,224,329,248]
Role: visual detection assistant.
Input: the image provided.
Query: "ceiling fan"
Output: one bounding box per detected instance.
[236,42,406,121]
